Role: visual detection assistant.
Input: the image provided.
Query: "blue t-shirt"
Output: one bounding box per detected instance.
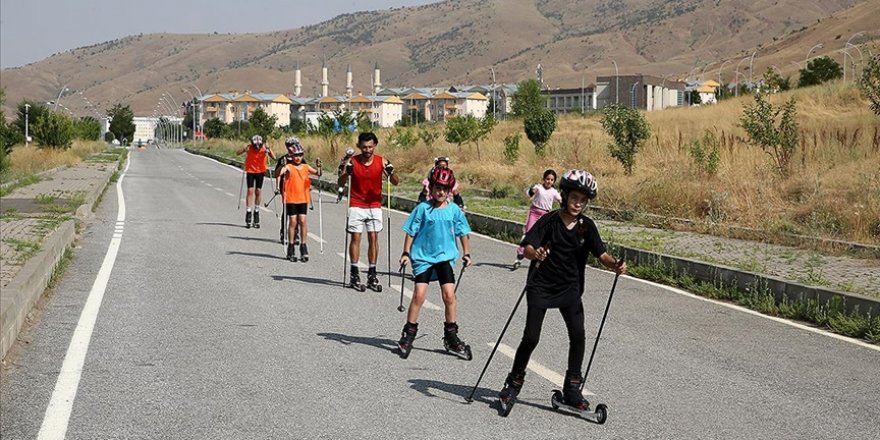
[402,201,472,276]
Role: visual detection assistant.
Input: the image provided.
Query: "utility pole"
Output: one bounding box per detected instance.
[24,104,30,147]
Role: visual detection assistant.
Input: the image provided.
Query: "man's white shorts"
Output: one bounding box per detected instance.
[347,207,383,233]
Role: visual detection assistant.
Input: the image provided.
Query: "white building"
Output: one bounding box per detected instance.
[132,116,182,144]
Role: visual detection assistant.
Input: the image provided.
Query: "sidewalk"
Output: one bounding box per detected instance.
[1,155,122,360]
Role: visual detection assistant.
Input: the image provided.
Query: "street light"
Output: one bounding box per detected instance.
[489,67,497,120]
[53,85,69,112]
[24,104,30,147]
[804,43,824,69]
[629,81,640,109]
[611,59,619,105]
[842,32,864,82]
[748,49,758,89]
[717,59,732,89]
[734,56,750,97]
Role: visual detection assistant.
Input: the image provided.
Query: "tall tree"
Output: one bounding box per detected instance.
[247,107,278,138]
[511,79,545,117]
[859,51,880,116]
[798,56,843,88]
[107,103,135,144]
[33,112,74,149]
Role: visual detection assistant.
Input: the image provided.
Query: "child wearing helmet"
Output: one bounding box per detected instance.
[417,156,465,210]
[276,140,322,262]
[513,169,562,269]
[275,137,310,244]
[236,135,276,228]
[498,169,627,412]
[396,167,473,360]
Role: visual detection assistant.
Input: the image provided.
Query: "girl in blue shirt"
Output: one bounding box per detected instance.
[397,167,472,359]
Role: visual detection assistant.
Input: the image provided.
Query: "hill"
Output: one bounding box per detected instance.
[1,0,877,115]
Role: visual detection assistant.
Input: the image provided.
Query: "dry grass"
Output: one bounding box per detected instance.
[4,141,107,181]
[276,82,877,245]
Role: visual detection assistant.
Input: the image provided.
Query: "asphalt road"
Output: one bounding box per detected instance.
[2,147,878,439]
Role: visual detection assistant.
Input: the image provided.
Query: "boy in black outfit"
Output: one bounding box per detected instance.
[498,169,627,412]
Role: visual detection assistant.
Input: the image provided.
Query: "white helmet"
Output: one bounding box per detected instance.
[251,135,263,146]
[560,169,598,200]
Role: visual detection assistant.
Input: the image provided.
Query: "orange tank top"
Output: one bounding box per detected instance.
[244,144,269,173]
[283,164,312,204]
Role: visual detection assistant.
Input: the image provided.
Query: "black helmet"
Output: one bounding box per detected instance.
[559,169,597,200]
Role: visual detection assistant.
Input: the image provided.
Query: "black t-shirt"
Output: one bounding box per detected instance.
[523,210,606,309]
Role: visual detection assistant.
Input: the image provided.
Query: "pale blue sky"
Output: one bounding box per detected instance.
[0,0,438,68]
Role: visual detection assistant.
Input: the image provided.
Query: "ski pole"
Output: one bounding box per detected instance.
[318,162,324,254]
[263,192,278,208]
[341,175,352,289]
[386,175,392,287]
[268,169,279,213]
[237,169,245,210]
[397,264,406,312]
[466,244,550,403]
[580,260,625,391]
[281,177,288,247]
[453,264,466,297]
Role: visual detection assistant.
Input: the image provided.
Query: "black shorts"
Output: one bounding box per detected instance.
[285,203,309,215]
[246,173,265,188]
[414,261,455,285]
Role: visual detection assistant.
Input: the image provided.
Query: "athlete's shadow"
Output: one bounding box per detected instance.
[227,250,284,260]
[408,378,562,417]
[317,332,398,353]
[195,222,248,229]
[473,262,518,271]
[272,275,343,288]
[228,235,284,245]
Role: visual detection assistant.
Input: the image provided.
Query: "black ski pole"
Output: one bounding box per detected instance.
[387,176,392,287]
[453,264,467,297]
[466,246,549,403]
[341,175,352,289]
[397,264,406,312]
[580,260,625,391]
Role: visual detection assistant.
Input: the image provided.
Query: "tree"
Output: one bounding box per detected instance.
[740,94,799,176]
[203,118,227,139]
[72,117,101,140]
[288,114,307,134]
[763,67,791,93]
[445,114,479,148]
[523,108,556,155]
[247,107,278,138]
[687,90,702,106]
[859,51,880,116]
[0,88,10,173]
[798,56,842,88]
[600,104,650,175]
[511,79,545,117]
[13,100,49,138]
[317,110,357,158]
[182,102,196,139]
[398,109,426,127]
[107,104,135,144]
[33,112,74,149]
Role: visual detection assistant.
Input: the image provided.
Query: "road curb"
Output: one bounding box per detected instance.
[185,147,879,316]
[0,220,74,360]
[0,154,125,362]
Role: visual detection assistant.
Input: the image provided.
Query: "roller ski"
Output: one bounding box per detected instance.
[287,244,297,262]
[347,270,366,292]
[299,244,309,263]
[245,211,253,229]
[252,211,261,229]
[366,269,383,292]
[442,322,472,361]
[498,371,525,417]
[396,322,418,359]
[549,371,608,424]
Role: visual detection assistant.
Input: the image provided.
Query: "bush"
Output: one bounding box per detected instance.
[523,108,556,155]
[33,112,74,149]
[511,79,545,117]
[502,133,521,163]
[689,130,721,176]
[740,94,799,176]
[389,126,417,149]
[859,50,880,116]
[600,104,650,174]
[203,118,227,139]
[72,117,101,141]
[418,126,440,146]
[798,56,843,88]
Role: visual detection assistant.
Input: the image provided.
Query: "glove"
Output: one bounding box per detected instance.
[345,162,354,175]
[462,254,472,267]
[384,162,395,176]
[345,148,355,157]
[274,189,280,195]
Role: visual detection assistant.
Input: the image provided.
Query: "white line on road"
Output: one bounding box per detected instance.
[37,156,132,440]
[491,343,596,396]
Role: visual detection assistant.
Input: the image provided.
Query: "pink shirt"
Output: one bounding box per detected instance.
[530,185,561,211]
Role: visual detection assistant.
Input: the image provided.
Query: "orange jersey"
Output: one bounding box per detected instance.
[282,164,313,204]
[244,144,269,173]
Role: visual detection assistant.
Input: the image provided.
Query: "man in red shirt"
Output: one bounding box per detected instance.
[337,132,399,290]
[236,135,276,228]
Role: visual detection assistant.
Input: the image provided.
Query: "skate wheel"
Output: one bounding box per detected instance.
[595,404,608,424]
[499,399,513,417]
[464,345,473,361]
[551,390,562,410]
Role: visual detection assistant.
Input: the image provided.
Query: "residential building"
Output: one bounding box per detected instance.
[595,74,686,111]
[541,86,596,114]
[199,92,293,129]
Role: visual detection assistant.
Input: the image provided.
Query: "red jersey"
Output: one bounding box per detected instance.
[350,154,384,208]
[244,144,269,173]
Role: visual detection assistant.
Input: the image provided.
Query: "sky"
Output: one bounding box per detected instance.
[0,0,439,68]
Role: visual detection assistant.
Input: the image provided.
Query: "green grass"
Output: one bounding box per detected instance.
[0,174,42,197]
[3,238,42,263]
[47,247,73,289]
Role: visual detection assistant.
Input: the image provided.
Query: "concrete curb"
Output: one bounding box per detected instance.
[0,155,124,361]
[185,148,879,316]
[0,220,74,360]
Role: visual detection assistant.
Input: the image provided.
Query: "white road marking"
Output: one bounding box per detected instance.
[183,149,242,172]
[307,232,327,244]
[491,343,596,396]
[224,192,235,197]
[37,156,132,440]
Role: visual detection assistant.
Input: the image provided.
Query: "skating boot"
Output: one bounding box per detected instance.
[245,211,252,229]
[287,243,297,262]
[498,371,525,417]
[299,244,309,262]
[252,210,261,229]
[512,256,523,270]
[397,322,418,359]
[348,269,366,292]
[442,322,473,361]
[366,268,382,292]
[561,371,589,411]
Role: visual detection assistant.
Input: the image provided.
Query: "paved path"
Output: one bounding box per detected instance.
[1,147,878,439]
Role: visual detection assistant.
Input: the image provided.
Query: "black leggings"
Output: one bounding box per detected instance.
[511,303,586,376]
